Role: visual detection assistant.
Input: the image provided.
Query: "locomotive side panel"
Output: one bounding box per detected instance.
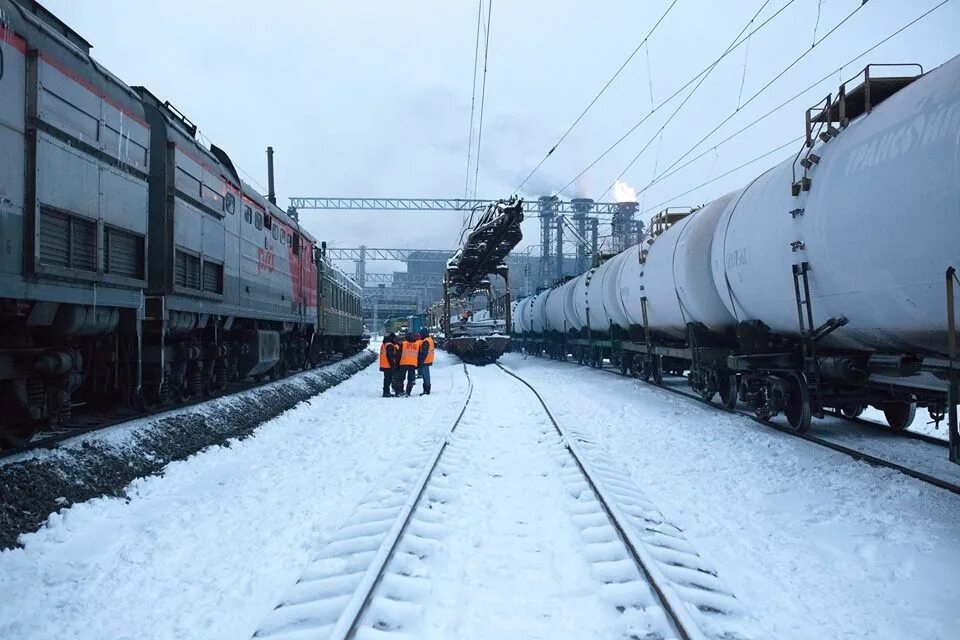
[0,19,27,287]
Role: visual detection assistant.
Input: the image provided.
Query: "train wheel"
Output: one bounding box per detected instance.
[840,404,866,418]
[719,373,738,409]
[652,357,663,385]
[0,423,40,449]
[619,357,629,376]
[882,402,916,431]
[784,374,812,433]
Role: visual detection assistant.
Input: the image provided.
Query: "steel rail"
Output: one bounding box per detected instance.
[518,352,960,496]
[330,363,474,640]
[494,362,703,640]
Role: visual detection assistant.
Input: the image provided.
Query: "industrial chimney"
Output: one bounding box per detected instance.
[267,146,277,205]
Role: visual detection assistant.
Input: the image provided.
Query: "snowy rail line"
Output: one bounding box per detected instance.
[517,352,960,496]
[255,363,759,640]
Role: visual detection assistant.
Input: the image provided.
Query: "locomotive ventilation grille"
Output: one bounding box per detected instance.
[104,226,145,279]
[202,260,223,294]
[39,207,96,272]
[174,249,201,289]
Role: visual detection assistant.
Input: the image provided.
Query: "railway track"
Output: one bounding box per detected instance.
[0,353,359,462]
[517,352,960,496]
[254,363,758,640]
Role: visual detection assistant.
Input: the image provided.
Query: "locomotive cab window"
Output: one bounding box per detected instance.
[291,234,299,254]
[225,193,236,214]
[244,206,252,224]
[255,212,262,230]
[280,230,286,245]
[264,215,272,231]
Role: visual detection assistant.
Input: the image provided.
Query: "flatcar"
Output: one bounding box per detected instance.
[514,55,960,447]
[0,1,364,446]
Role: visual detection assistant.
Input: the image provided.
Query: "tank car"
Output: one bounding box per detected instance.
[514,55,960,448]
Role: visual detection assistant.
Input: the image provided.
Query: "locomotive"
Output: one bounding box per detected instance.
[0,1,364,447]
[514,54,960,439]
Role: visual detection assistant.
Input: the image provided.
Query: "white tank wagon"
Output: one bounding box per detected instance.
[512,57,960,451]
[543,281,569,333]
[530,290,551,334]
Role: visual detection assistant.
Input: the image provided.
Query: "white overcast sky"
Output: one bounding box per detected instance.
[45,0,960,269]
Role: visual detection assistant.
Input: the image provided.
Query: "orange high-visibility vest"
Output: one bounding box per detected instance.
[423,336,435,365]
[400,340,420,366]
[379,342,392,369]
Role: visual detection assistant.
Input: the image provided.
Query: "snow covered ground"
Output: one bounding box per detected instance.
[501,353,960,639]
[378,365,632,639]
[0,352,469,640]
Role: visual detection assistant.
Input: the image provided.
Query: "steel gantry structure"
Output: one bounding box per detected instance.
[296,196,645,288]
[289,197,627,215]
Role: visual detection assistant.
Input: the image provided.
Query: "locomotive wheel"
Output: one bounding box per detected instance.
[882,401,916,431]
[840,404,866,418]
[719,373,738,409]
[652,358,663,385]
[0,422,41,449]
[784,374,812,433]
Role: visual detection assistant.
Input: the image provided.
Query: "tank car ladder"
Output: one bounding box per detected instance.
[791,261,847,419]
[945,268,960,464]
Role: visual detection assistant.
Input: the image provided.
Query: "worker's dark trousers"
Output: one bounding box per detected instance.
[402,366,417,395]
[382,370,393,396]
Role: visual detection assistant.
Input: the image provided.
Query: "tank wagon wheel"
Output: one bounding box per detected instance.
[881,401,916,431]
[784,373,812,433]
[719,373,739,410]
[652,357,663,385]
[840,404,866,418]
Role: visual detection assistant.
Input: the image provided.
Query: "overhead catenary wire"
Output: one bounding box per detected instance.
[633,0,952,199]
[513,0,680,193]
[471,0,494,200]
[596,0,871,202]
[639,135,804,216]
[463,0,484,203]
[625,0,873,199]
[553,0,799,199]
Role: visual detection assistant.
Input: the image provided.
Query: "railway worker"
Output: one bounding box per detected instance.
[399,332,421,396]
[418,329,435,395]
[390,334,405,396]
[379,333,399,397]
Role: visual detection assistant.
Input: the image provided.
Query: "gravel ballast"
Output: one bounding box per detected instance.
[0,351,376,550]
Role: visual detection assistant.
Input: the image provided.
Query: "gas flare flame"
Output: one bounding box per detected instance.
[613,180,637,203]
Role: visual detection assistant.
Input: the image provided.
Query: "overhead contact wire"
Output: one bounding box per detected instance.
[642,0,872,194]
[463,0,484,202]
[513,0,680,194]
[635,0,952,197]
[472,0,494,199]
[595,0,778,201]
[554,0,798,198]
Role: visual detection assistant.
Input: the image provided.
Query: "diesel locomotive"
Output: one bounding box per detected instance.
[0,1,364,447]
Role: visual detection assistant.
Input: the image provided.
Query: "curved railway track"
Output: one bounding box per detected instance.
[255,362,757,640]
[517,351,960,496]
